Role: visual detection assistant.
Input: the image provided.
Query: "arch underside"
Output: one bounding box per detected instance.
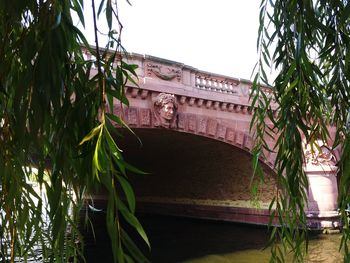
[116,128,277,225]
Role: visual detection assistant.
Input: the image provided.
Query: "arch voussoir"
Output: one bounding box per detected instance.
[111,103,274,169]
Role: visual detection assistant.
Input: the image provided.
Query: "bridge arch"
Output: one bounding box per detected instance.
[117,127,277,225]
[112,102,277,171]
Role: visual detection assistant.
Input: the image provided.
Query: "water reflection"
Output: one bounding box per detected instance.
[84,213,343,263]
[184,233,342,263]
[306,234,342,263]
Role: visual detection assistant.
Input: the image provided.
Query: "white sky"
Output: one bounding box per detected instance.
[81,1,261,81]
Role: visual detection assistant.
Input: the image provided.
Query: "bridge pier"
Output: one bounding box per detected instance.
[305,164,339,229]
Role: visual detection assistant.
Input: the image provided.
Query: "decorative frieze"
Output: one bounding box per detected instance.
[244,135,253,150]
[146,62,181,82]
[235,131,245,146]
[207,119,217,136]
[217,125,227,140]
[177,113,186,130]
[198,117,207,134]
[127,107,138,125]
[187,114,197,132]
[140,108,151,126]
[226,129,235,142]
[113,105,123,117]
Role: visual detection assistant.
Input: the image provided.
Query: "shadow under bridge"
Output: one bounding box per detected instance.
[117,128,276,226]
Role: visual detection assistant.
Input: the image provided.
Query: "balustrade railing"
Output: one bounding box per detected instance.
[195,74,240,94]
[81,46,273,100]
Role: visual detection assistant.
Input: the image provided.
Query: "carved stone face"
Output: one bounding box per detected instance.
[153,93,178,128]
[159,102,175,120]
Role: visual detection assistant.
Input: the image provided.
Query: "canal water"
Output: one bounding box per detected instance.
[83,213,343,263]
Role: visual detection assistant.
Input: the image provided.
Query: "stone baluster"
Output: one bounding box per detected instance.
[228,82,234,93]
[205,79,211,90]
[211,79,217,92]
[221,81,228,93]
[217,80,222,92]
[197,76,205,89]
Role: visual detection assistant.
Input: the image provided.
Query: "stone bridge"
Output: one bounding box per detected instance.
[85,48,340,229]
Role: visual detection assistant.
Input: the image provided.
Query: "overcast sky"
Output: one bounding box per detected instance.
[81,1,261,80]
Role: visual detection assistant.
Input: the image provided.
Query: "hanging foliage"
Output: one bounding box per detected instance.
[0,0,149,262]
[252,0,350,262]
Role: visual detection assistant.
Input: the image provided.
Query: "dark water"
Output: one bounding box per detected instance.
[83,213,343,263]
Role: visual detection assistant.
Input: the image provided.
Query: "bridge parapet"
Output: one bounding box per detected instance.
[82,47,274,112]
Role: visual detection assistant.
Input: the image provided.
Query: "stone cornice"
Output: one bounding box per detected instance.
[126,87,255,115]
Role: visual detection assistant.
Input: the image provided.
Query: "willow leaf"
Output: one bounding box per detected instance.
[117,201,150,248]
[79,124,102,146]
[117,175,136,213]
[121,228,151,263]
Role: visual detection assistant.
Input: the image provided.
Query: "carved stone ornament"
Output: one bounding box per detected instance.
[147,63,181,81]
[153,93,178,128]
[304,139,337,166]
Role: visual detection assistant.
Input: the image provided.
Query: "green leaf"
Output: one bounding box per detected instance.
[52,12,62,29]
[92,126,106,176]
[121,228,151,263]
[106,113,142,146]
[123,161,148,175]
[106,0,112,29]
[79,124,102,145]
[117,175,136,213]
[118,201,150,248]
[97,0,106,17]
[72,0,85,27]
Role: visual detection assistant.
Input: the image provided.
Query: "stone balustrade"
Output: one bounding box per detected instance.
[195,74,240,94]
[81,46,273,105]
